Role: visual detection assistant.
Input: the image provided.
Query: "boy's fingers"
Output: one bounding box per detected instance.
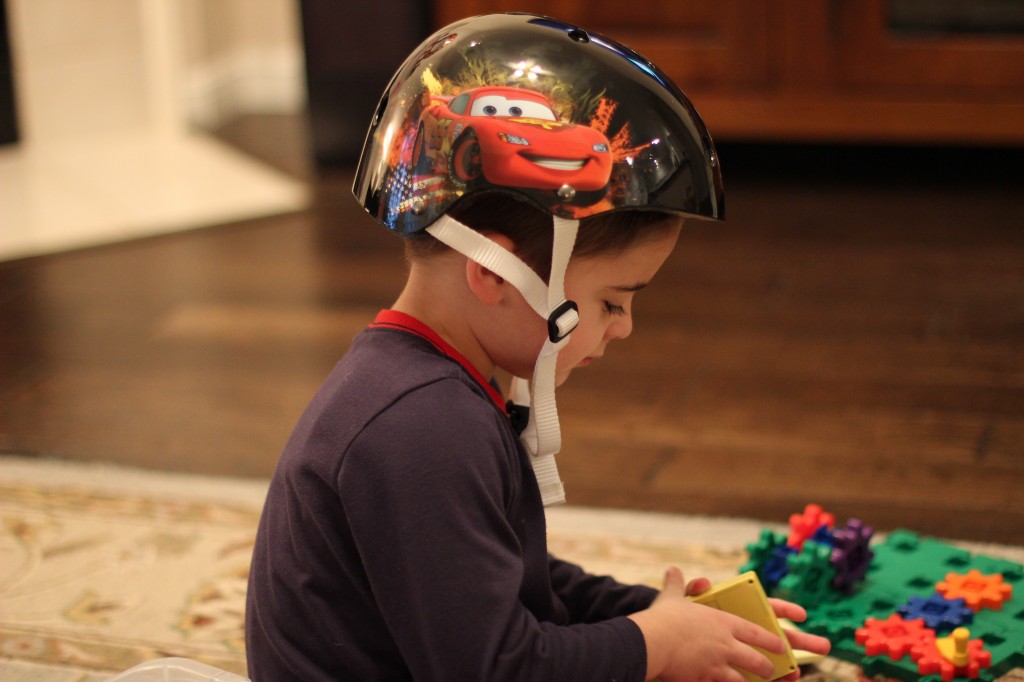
[769,598,808,622]
[685,577,711,596]
[786,629,832,656]
[733,617,787,654]
[661,566,686,593]
[730,643,777,680]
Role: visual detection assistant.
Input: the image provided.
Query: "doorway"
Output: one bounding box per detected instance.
[0,0,18,145]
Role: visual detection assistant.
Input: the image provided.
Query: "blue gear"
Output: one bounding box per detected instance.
[740,529,792,590]
[897,592,974,633]
[812,525,834,547]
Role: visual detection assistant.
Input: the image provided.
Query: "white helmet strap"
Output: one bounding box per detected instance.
[426,213,580,506]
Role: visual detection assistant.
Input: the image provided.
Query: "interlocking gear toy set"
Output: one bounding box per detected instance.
[740,504,1022,681]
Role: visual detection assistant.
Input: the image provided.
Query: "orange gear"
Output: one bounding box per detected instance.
[936,569,1013,612]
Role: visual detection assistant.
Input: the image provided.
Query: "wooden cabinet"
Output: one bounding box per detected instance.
[433,0,1024,145]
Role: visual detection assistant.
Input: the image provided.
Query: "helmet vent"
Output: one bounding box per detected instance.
[567,27,590,43]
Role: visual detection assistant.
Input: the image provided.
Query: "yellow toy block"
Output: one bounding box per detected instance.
[689,571,798,681]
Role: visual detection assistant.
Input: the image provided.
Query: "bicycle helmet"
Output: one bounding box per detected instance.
[352,13,724,506]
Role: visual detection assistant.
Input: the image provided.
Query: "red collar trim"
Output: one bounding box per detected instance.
[370,309,507,414]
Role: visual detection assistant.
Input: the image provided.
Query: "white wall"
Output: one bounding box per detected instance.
[9,0,150,141]
[7,0,306,144]
[180,0,306,130]
[0,0,309,261]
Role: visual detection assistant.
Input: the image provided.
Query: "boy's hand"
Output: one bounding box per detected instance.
[629,567,789,682]
[766,599,832,681]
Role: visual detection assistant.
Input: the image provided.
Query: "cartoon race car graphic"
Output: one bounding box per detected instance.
[412,86,613,205]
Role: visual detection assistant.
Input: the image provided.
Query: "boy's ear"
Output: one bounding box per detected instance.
[465,232,515,306]
[465,259,505,306]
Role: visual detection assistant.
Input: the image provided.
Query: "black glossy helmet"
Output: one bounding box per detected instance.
[352,13,724,234]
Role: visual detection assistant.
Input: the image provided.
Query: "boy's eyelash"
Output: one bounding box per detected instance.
[604,301,627,316]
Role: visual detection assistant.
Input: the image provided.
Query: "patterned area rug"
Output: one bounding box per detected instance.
[0,456,1019,681]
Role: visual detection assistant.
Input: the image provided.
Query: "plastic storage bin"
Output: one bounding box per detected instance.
[104,657,250,681]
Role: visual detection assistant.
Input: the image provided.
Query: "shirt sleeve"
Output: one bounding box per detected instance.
[549,555,659,623]
[339,379,649,682]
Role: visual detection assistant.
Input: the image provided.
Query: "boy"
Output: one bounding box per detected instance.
[246,13,830,681]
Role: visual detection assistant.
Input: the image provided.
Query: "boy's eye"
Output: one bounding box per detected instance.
[604,301,627,316]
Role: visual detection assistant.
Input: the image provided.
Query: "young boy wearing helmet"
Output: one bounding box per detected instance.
[246,14,830,681]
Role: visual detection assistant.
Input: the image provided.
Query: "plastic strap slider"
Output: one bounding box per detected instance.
[547,300,579,342]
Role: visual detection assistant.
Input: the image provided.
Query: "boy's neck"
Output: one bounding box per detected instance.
[391,263,496,382]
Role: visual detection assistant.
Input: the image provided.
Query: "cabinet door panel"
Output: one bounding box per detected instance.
[838,1,1024,92]
[432,0,770,89]
[431,0,1024,143]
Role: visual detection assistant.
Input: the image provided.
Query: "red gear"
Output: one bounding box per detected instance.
[855,614,935,660]
[787,503,835,550]
[912,629,991,681]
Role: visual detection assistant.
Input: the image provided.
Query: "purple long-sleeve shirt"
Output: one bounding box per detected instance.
[246,311,657,680]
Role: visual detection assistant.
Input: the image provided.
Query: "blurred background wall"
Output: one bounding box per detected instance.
[4,1,1021,159]
[4,0,304,143]
[0,0,308,261]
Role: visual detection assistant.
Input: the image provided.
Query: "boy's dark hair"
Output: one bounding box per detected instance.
[405,192,683,280]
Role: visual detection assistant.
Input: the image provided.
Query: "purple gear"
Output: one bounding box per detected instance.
[897,592,974,632]
[830,518,875,593]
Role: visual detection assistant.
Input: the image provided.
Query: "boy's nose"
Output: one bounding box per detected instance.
[608,315,633,340]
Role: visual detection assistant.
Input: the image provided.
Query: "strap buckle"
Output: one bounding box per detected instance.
[547,300,579,343]
[506,401,530,435]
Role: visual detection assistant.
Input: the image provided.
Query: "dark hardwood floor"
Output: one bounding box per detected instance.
[2,114,1022,545]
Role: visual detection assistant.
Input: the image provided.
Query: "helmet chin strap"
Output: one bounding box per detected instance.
[426,213,580,506]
